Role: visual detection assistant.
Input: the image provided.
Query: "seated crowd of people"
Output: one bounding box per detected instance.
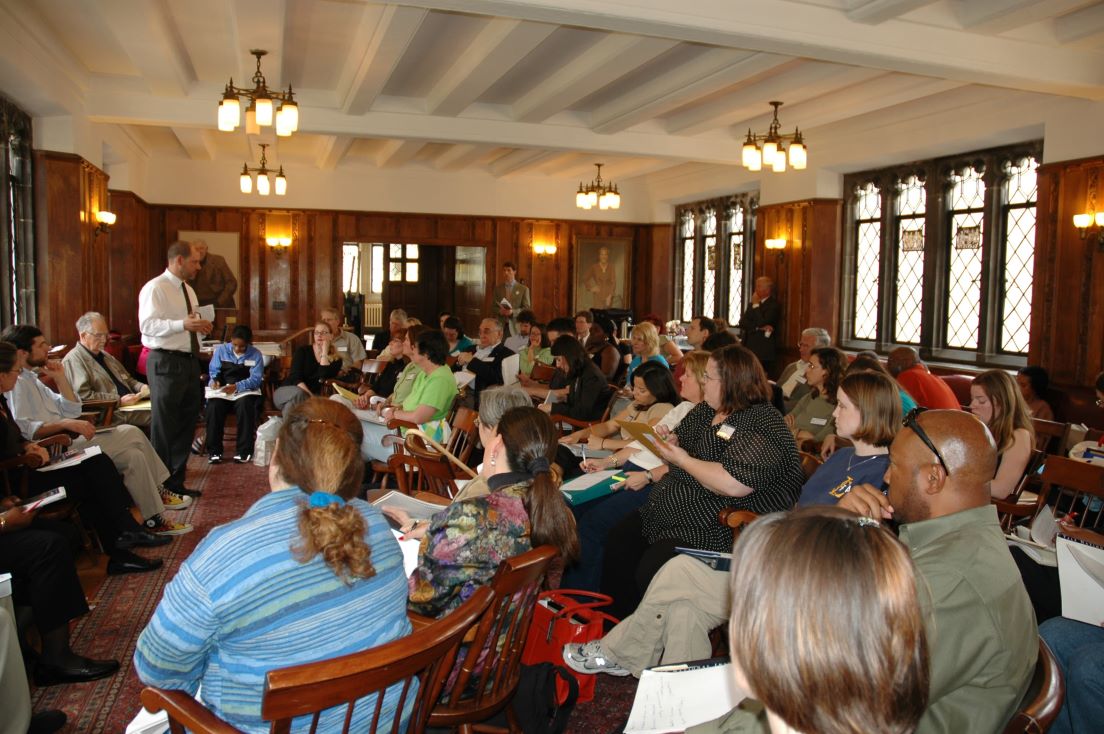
[2,258,1104,734]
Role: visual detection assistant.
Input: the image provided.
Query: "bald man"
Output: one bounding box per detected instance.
[887,346,960,410]
[737,277,781,376]
[839,410,1036,733]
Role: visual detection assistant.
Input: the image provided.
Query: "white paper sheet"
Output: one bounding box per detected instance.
[625,661,744,734]
[391,529,421,577]
[1057,535,1104,626]
[38,445,103,472]
[560,470,621,493]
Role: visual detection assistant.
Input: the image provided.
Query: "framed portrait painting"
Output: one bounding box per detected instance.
[573,237,631,313]
[178,230,241,311]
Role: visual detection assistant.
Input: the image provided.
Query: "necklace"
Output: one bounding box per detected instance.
[847,452,884,472]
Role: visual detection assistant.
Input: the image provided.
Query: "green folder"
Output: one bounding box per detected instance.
[560,470,627,507]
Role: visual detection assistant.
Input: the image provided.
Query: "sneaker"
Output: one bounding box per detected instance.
[191,437,205,455]
[159,489,192,511]
[233,453,252,464]
[208,453,222,464]
[145,514,193,536]
[562,640,630,677]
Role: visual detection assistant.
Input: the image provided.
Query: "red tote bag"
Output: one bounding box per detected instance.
[522,590,619,704]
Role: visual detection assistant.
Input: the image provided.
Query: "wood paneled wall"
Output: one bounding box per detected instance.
[1030,154,1104,390]
[94,190,672,337]
[753,198,843,372]
[32,151,110,342]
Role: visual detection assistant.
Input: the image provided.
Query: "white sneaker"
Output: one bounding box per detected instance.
[159,489,193,511]
[562,640,630,676]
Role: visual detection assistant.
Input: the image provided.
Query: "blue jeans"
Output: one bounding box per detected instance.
[562,481,654,592]
[1039,616,1104,734]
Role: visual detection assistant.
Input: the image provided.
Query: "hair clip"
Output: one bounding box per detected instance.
[855,516,881,528]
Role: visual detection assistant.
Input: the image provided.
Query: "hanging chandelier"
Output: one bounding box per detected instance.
[741,101,807,173]
[575,163,621,210]
[218,50,299,137]
[239,144,286,196]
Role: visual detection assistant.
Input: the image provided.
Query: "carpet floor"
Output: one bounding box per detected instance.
[29,449,637,733]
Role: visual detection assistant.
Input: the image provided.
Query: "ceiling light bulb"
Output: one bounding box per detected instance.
[281,99,298,132]
[218,94,240,132]
[257,174,270,196]
[745,147,762,172]
[761,139,778,166]
[245,104,259,136]
[254,95,273,126]
[789,140,807,170]
[587,190,598,208]
[275,108,292,137]
[240,166,252,194]
[608,189,621,210]
[772,151,787,173]
[576,185,588,209]
[275,168,287,196]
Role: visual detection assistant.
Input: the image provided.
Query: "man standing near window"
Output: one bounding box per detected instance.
[139,241,212,497]
[737,276,781,376]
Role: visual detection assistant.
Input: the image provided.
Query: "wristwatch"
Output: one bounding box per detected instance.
[645,470,654,482]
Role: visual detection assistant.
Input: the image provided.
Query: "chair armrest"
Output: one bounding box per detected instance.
[81,399,118,427]
[0,455,33,472]
[408,611,435,631]
[556,416,601,431]
[992,498,1037,519]
[386,418,419,431]
[719,509,758,530]
[139,688,244,734]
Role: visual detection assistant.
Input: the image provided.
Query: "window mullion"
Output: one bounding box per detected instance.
[978,160,1004,363]
[921,166,947,359]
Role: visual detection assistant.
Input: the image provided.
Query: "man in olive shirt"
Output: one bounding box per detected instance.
[689,409,1036,734]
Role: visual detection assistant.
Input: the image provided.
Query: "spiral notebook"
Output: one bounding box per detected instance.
[1057,532,1104,626]
[625,658,745,734]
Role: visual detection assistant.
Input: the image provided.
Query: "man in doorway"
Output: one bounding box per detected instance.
[493,261,531,338]
[187,240,238,309]
[320,306,365,373]
[583,246,617,309]
[737,276,781,376]
[370,309,408,353]
[139,240,212,497]
[63,311,151,427]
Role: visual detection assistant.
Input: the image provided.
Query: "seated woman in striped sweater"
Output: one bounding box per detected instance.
[134,398,412,734]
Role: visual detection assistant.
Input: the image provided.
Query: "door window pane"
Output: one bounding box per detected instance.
[945,167,985,349]
[852,183,882,340]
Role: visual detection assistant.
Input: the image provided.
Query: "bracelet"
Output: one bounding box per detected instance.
[600,437,605,449]
[0,515,6,533]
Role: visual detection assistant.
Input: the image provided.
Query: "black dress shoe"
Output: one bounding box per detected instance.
[170,485,202,498]
[27,709,67,733]
[106,550,163,575]
[116,529,172,549]
[34,657,119,686]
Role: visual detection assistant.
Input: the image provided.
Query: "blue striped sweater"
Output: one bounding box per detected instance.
[134,488,412,733]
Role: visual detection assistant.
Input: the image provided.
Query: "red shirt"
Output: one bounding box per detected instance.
[896,366,961,410]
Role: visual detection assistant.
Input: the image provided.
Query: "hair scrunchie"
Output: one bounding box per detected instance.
[309,491,346,509]
[528,457,551,475]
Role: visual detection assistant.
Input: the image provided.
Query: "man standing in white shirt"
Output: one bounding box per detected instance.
[778,328,831,414]
[139,241,212,496]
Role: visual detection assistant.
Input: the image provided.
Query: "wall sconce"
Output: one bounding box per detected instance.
[765,238,787,250]
[1073,211,1104,250]
[264,212,293,248]
[533,241,557,256]
[95,210,116,236]
[265,235,292,248]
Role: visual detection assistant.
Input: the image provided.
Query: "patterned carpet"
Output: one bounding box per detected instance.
[28,446,638,733]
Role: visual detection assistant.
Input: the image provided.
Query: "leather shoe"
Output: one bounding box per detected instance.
[28,709,67,733]
[170,485,202,498]
[34,657,119,686]
[106,550,163,575]
[116,529,172,549]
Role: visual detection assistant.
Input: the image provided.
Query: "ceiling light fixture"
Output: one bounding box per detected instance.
[218,50,299,137]
[575,163,621,210]
[741,101,807,173]
[239,143,287,196]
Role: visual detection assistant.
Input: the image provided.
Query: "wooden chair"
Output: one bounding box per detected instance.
[0,435,73,499]
[993,448,1046,532]
[555,385,618,434]
[80,398,117,427]
[1002,637,1064,734]
[997,455,1104,530]
[397,409,480,499]
[718,509,758,535]
[421,545,559,734]
[529,362,556,384]
[361,359,387,390]
[797,451,823,481]
[140,586,495,734]
[1031,418,1070,455]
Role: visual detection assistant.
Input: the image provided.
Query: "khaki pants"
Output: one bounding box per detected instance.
[0,606,30,734]
[75,424,170,520]
[602,555,730,676]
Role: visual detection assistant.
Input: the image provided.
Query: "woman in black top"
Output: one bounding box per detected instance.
[601,344,804,618]
[587,315,621,381]
[540,335,609,422]
[273,321,344,416]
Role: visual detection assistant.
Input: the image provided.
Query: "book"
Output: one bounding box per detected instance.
[22,486,67,511]
[38,445,103,472]
[204,387,262,401]
[117,399,151,413]
[371,490,444,531]
[676,546,733,573]
[1057,531,1104,626]
[330,383,360,402]
[625,658,745,734]
[559,470,626,507]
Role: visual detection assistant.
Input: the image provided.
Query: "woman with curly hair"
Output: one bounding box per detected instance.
[135,398,411,733]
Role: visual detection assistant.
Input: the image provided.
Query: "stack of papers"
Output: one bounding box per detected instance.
[1057,532,1104,625]
[625,659,745,734]
[1004,506,1059,566]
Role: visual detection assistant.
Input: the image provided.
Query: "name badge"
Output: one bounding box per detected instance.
[795,375,807,384]
[338,346,349,353]
[810,417,828,426]
[716,424,735,440]
[244,360,257,367]
[752,303,760,309]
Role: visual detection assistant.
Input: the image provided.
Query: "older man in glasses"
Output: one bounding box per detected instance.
[62,312,150,427]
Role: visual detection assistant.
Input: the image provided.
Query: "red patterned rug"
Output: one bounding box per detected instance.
[29,450,638,733]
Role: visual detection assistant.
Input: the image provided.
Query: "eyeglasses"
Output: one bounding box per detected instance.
[903,407,950,476]
[85,331,109,340]
[703,371,721,383]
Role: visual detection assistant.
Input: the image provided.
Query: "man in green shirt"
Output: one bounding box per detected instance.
[689,409,1036,734]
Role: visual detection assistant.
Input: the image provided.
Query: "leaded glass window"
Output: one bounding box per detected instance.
[999,156,1038,354]
[675,195,756,324]
[701,208,717,319]
[945,166,985,349]
[727,206,745,325]
[894,175,925,344]
[852,182,881,341]
[680,210,695,322]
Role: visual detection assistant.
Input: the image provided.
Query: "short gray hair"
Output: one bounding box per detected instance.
[481,318,503,334]
[76,312,106,334]
[802,328,831,347]
[389,309,408,324]
[477,386,531,428]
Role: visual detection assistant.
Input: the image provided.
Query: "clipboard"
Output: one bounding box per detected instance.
[616,420,667,460]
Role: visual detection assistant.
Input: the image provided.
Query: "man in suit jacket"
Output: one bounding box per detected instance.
[492,262,531,338]
[62,312,150,426]
[738,277,782,376]
[455,318,515,404]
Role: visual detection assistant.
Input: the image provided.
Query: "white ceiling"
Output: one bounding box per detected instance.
[2,0,1103,184]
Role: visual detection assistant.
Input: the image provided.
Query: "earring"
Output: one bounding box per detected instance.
[490,454,497,469]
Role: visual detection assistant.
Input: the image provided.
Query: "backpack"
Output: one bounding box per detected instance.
[509,663,579,734]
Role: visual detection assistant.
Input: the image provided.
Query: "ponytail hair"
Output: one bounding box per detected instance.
[276,398,375,583]
[497,407,580,563]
